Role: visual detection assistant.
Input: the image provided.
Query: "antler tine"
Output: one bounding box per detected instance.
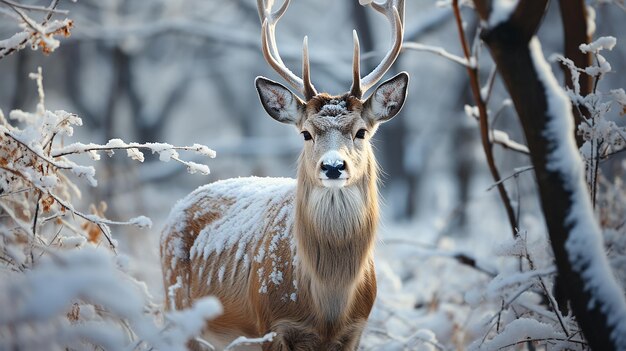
[302,36,317,100]
[361,0,404,93]
[371,0,405,23]
[261,20,304,93]
[257,0,290,24]
[357,0,405,95]
[258,0,291,66]
[350,30,362,98]
[258,0,317,99]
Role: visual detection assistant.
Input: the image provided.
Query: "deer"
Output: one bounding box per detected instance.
[161,0,408,349]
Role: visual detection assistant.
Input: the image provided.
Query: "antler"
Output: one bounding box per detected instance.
[350,0,405,98]
[258,0,317,100]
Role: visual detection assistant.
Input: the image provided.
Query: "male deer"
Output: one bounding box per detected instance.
[161,0,408,349]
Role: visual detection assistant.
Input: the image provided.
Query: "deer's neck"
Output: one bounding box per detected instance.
[294,158,379,322]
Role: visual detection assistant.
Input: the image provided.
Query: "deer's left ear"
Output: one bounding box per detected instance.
[363,72,409,124]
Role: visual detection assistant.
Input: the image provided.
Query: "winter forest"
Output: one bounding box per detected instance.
[1,0,626,350]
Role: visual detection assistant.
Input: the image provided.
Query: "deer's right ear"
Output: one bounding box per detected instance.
[255,77,305,125]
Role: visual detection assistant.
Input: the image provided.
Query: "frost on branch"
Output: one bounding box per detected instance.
[0,0,73,59]
[552,38,626,289]
[0,68,219,350]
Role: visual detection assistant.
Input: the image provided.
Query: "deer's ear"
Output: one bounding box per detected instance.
[255,77,305,125]
[363,72,409,124]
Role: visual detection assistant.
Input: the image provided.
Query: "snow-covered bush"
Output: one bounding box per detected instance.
[0,68,220,350]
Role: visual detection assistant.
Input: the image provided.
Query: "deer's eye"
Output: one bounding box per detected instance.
[301,131,313,141]
[355,129,367,139]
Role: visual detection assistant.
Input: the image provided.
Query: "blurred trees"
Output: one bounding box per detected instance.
[1,0,624,228]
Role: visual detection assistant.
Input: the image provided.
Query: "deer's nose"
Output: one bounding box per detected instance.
[321,161,345,179]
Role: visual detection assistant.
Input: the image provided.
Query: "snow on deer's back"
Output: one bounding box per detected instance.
[161,177,298,345]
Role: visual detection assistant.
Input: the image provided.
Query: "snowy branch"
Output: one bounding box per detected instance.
[0,0,72,59]
[403,42,474,68]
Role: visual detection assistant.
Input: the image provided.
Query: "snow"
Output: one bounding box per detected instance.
[320,99,348,116]
[129,216,153,229]
[586,5,596,37]
[469,318,581,350]
[224,331,276,350]
[127,147,145,162]
[185,161,211,175]
[191,143,217,158]
[530,36,626,347]
[0,32,29,52]
[584,54,611,77]
[490,129,530,154]
[166,296,223,335]
[168,275,183,309]
[60,235,87,247]
[579,36,617,53]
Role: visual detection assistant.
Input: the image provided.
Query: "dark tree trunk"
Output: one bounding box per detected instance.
[474,1,626,349]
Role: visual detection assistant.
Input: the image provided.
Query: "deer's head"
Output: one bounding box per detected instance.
[255,0,408,189]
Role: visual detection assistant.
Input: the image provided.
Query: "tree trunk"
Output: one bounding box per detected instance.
[473,1,626,349]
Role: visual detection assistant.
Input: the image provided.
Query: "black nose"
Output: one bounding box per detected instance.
[321,162,345,179]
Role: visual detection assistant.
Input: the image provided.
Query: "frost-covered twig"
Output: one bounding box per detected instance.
[522,240,570,337]
[451,0,518,237]
[0,0,67,14]
[403,42,474,68]
[2,131,73,171]
[489,129,530,155]
[486,166,534,191]
[0,164,148,249]
[51,140,216,175]
[51,141,216,159]
[0,0,71,59]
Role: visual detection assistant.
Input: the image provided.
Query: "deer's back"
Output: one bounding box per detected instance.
[161,176,298,339]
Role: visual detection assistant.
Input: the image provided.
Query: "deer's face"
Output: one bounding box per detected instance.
[256,72,409,188]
